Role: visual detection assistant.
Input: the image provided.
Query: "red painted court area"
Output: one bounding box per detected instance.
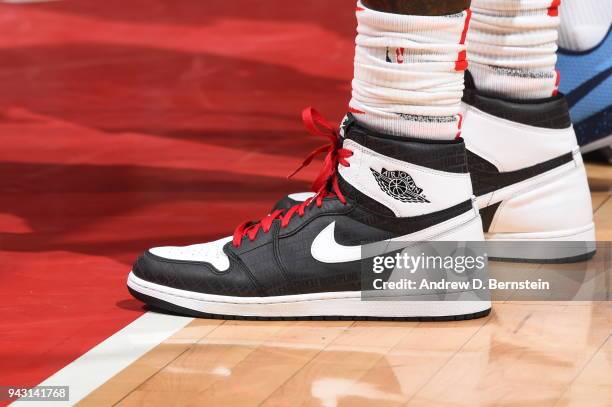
[0,0,354,390]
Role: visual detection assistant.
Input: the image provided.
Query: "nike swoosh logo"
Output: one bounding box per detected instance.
[311,222,364,263]
[310,214,478,264]
[566,66,612,108]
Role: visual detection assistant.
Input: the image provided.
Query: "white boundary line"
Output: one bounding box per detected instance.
[10,312,194,406]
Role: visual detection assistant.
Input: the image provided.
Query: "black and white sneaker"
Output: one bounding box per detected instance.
[127,109,491,320]
[461,78,596,262]
[278,83,597,263]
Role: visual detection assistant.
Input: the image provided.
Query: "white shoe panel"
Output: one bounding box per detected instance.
[149,236,233,271]
[475,159,577,209]
[488,151,594,234]
[288,192,316,202]
[461,103,579,172]
[339,139,473,217]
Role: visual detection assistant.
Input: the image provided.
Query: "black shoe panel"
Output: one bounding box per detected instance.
[276,215,363,295]
[344,114,469,173]
[232,219,278,254]
[479,202,502,233]
[277,197,352,237]
[228,222,293,297]
[272,195,302,212]
[462,85,572,130]
[467,150,574,197]
[348,199,474,236]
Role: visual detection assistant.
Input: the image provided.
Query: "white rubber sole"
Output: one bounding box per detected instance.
[127,272,491,319]
[485,223,596,262]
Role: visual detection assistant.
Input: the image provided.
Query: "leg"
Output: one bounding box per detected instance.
[460,0,596,260]
[350,0,472,139]
[468,0,562,99]
[127,0,491,319]
[362,0,470,15]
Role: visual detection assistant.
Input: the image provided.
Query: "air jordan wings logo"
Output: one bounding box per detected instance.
[370,168,430,203]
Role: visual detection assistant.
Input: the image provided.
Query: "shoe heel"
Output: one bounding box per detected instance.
[485,149,596,262]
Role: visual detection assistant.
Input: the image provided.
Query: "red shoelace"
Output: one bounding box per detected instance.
[232,107,353,248]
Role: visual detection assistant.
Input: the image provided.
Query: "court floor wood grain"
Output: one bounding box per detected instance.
[79,164,612,407]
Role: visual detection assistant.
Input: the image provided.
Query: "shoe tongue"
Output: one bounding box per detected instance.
[339,113,356,139]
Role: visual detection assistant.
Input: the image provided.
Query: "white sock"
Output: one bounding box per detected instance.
[559,0,612,52]
[468,0,562,99]
[349,1,472,140]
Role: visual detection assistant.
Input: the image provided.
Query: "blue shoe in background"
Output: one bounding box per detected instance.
[557,27,611,155]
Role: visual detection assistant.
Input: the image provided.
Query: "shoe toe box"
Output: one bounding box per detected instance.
[147,236,233,271]
[131,237,259,296]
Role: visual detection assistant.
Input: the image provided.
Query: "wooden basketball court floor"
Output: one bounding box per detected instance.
[0,1,610,406]
[19,166,610,406]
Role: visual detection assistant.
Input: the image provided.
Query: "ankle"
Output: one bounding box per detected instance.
[467,0,561,99]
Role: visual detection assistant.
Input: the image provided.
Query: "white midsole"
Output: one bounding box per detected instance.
[486,222,596,241]
[485,223,596,260]
[127,273,490,318]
